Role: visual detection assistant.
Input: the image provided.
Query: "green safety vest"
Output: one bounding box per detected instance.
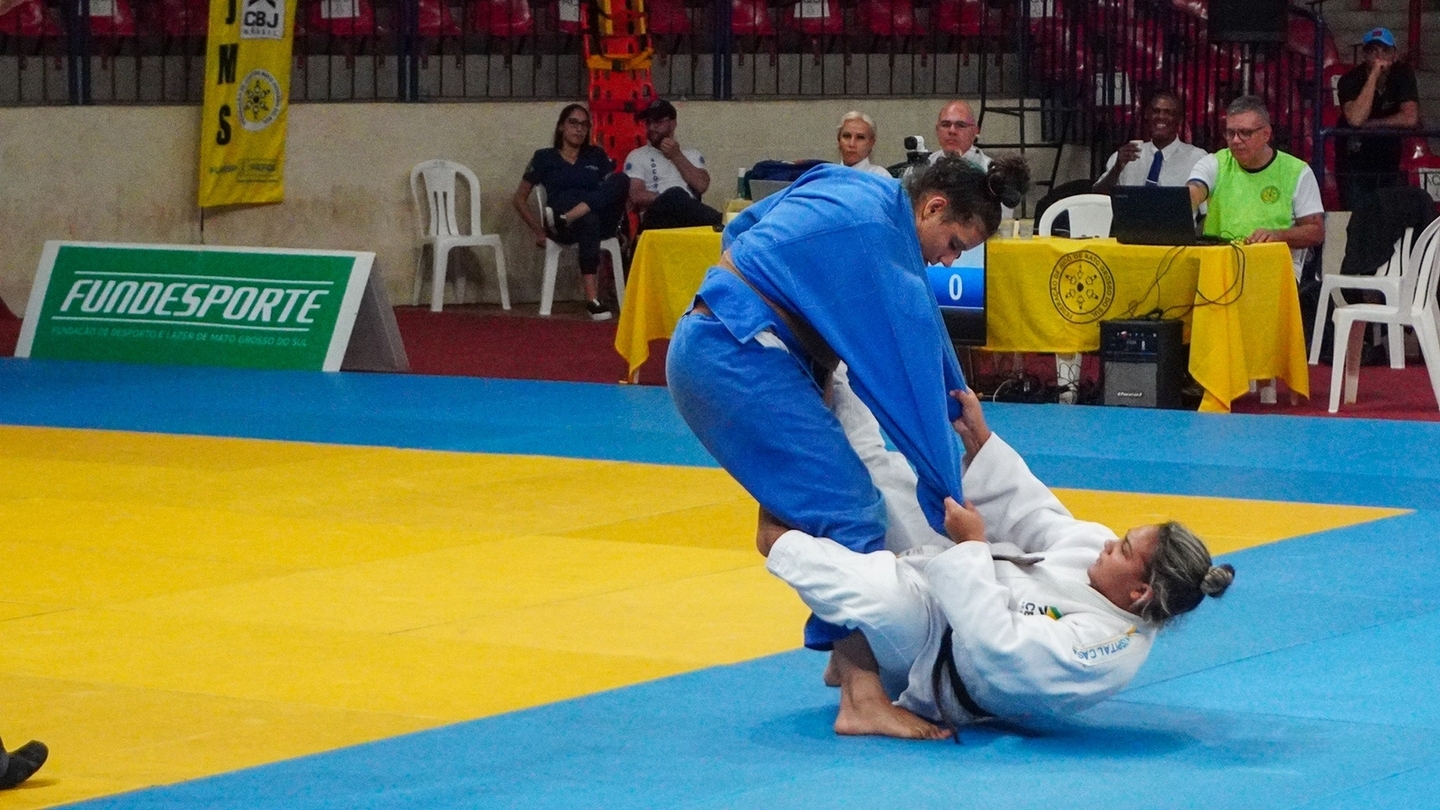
[1203,148,1306,241]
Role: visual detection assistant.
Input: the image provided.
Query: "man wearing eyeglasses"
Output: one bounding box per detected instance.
[908,101,1013,218]
[1335,27,1420,210]
[1186,96,1325,279]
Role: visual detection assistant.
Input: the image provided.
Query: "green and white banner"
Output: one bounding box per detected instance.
[17,241,373,372]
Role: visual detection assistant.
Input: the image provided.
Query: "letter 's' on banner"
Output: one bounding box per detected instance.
[198,0,293,207]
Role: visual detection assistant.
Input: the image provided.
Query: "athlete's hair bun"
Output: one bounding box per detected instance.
[985,156,1031,210]
[1201,563,1235,598]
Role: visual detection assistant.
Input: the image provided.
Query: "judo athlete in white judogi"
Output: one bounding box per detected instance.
[763,374,1235,738]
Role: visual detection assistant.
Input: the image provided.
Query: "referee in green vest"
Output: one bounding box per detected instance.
[1187,96,1325,280]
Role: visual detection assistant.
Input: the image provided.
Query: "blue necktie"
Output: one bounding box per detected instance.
[1145,148,1164,186]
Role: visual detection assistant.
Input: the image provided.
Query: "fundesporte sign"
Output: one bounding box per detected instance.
[16,241,373,371]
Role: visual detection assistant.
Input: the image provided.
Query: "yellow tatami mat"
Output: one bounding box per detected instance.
[0,425,1406,808]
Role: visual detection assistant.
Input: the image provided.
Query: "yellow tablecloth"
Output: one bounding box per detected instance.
[986,238,1310,412]
[615,226,724,380]
[614,230,1309,412]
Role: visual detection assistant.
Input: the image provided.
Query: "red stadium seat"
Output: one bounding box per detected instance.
[1121,18,1166,79]
[647,0,694,64]
[1402,140,1440,207]
[932,0,981,37]
[648,0,693,35]
[418,0,461,37]
[1286,14,1339,70]
[309,0,379,36]
[551,0,582,36]
[0,0,62,36]
[468,0,534,63]
[160,0,208,38]
[731,0,776,65]
[783,0,845,64]
[1170,0,1206,21]
[858,0,921,38]
[85,0,136,37]
[1029,15,1086,83]
[731,0,774,36]
[783,0,844,35]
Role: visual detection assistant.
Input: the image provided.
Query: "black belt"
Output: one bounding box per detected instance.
[931,626,994,731]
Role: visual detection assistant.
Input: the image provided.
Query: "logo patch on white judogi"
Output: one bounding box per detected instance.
[1072,627,1136,664]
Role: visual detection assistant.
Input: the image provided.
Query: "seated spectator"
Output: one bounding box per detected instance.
[1336,27,1421,210]
[512,103,629,321]
[1187,96,1324,279]
[1093,90,1208,193]
[0,735,48,790]
[624,99,723,230]
[907,100,1012,218]
[837,111,893,178]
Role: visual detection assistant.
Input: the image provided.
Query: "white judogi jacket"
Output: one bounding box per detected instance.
[769,374,1157,726]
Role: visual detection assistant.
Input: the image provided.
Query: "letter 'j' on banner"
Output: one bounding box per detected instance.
[199,0,294,208]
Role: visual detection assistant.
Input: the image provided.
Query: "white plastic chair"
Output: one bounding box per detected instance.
[534,184,625,317]
[1308,227,1413,368]
[1036,194,1113,238]
[1327,217,1440,413]
[410,159,510,313]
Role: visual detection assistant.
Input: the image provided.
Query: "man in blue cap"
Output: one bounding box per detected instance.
[1336,27,1420,209]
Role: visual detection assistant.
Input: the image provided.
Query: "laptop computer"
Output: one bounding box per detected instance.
[1110,185,1231,246]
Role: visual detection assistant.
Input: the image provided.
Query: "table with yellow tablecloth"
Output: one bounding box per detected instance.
[614,229,1309,413]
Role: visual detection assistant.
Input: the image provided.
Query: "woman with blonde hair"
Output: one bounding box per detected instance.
[837,111,893,178]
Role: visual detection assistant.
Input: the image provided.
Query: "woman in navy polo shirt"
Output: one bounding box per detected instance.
[512,103,630,320]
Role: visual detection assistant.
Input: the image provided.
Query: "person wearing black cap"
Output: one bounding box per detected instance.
[624,99,723,230]
[1336,27,1420,210]
[0,735,48,790]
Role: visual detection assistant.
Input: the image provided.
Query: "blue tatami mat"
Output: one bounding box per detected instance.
[5,357,1437,810]
[4,357,1440,507]
[63,554,1440,810]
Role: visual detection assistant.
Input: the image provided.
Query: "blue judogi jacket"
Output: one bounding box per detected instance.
[708,164,967,534]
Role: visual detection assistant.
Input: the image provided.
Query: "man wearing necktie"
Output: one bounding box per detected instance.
[1144,149,1164,186]
[1093,91,1208,194]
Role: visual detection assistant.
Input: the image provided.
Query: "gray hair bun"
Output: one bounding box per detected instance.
[1201,563,1235,598]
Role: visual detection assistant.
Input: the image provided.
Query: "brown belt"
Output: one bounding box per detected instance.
[711,251,839,374]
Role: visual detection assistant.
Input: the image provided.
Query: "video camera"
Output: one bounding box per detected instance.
[903,135,931,167]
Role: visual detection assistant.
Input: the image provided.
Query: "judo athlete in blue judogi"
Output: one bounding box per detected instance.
[667,159,1028,665]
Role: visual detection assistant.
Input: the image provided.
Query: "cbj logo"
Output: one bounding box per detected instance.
[241,0,286,40]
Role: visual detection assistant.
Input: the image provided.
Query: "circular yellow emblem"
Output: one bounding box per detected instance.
[237,69,282,132]
[1260,185,1280,204]
[1049,250,1116,324]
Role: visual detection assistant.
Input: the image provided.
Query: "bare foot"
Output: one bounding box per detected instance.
[834,692,951,740]
[829,630,951,740]
[822,653,841,687]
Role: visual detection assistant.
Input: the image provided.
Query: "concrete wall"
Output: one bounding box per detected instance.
[0,99,1087,315]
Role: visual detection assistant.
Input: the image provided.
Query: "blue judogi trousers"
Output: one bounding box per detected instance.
[668,306,886,650]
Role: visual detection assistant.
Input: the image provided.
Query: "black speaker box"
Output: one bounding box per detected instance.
[1100,319,1185,409]
[1209,0,1286,43]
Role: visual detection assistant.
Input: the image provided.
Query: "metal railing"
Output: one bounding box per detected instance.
[1,0,1031,105]
[1021,0,1327,178]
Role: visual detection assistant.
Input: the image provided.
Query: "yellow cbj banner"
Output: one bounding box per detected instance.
[198,0,294,207]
